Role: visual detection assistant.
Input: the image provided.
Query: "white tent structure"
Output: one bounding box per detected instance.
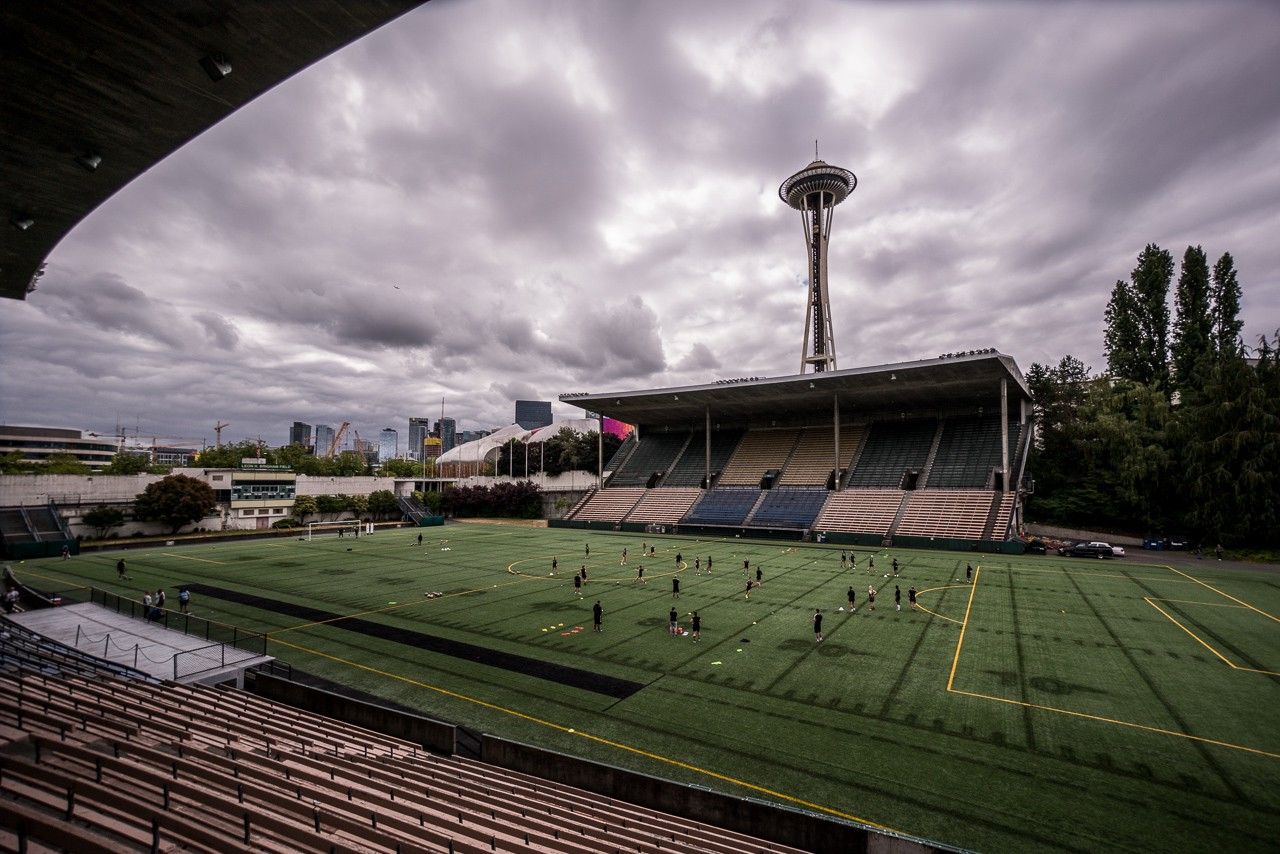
[436,419,600,478]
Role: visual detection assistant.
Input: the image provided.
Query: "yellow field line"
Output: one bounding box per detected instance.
[1144,598,1236,667]
[1006,566,1198,583]
[268,635,898,832]
[911,584,967,626]
[948,688,1280,760]
[269,576,539,636]
[1164,565,1280,623]
[160,552,225,565]
[946,567,980,692]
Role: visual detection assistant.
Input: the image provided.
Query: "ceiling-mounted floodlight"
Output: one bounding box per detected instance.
[199,53,232,81]
[11,217,34,231]
[76,153,102,172]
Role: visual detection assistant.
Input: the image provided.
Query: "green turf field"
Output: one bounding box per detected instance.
[13,524,1280,853]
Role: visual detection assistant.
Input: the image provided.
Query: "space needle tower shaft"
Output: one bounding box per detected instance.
[779,152,857,373]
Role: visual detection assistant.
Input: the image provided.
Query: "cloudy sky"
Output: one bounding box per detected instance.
[3,0,1278,448]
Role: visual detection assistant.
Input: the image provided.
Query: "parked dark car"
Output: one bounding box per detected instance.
[1064,541,1119,559]
[1023,539,1048,555]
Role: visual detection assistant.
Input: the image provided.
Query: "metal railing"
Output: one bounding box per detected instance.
[87,587,267,658]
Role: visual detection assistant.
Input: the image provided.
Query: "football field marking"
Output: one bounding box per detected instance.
[945,565,1280,758]
[912,583,967,625]
[159,552,225,564]
[1145,597,1280,677]
[268,635,898,833]
[1164,565,1280,623]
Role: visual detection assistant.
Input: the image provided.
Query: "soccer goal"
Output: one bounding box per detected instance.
[306,520,366,541]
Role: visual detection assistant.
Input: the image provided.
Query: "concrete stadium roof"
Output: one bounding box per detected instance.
[561,351,1032,427]
[1,1,428,300]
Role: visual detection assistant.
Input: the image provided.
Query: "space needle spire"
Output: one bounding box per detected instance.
[779,150,857,373]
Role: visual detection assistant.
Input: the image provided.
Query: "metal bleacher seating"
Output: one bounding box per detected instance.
[812,489,904,535]
[607,432,690,487]
[747,488,828,529]
[777,425,864,486]
[683,489,761,526]
[569,487,646,522]
[925,415,1007,488]
[846,419,936,488]
[625,488,703,525]
[717,429,800,486]
[894,490,994,539]
[662,429,743,487]
[0,664,808,854]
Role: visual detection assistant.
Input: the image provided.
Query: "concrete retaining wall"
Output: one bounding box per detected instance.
[1024,523,1142,546]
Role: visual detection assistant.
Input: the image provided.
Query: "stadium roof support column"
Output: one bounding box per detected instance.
[833,394,841,492]
[1001,378,1009,493]
[705,406,711,489]
[597,414,604,491]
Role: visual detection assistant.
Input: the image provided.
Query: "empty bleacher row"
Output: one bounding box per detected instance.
[718,429,799,486]
[777,425,864,487]
[626,488,703,524]
[895,490,994,540]
[0,659,806,854]
[662,429,743,486]
[847,419,936,488]
[607,431,690,486]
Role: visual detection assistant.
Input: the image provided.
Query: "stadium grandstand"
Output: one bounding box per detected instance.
[558,350,1032,550]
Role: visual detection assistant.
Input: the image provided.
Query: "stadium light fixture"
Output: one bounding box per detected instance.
[199,53,233,81]
[11,216,34,231]
[76,153,102,172]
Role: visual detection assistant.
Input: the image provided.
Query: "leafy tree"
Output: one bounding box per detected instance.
[367,489,399,519]
[134,474,217,534]
[41,453,92,475]
[292,494,318,521]
[1170,245,1213,397]
[442,481,541,518]
[345,494,368,518]
[82,505,125,538]
[0,451,29,474]
[422,490,444,514]
[377,458,421,478]
[104,452,151,475]
[315,494,347,520]
[1211,252,1243,357]
[332,452,367,477]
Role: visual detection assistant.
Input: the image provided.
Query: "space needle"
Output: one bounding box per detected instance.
[779,150,857,373]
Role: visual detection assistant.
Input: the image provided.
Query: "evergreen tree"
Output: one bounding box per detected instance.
[1103,279,1143,381]
[1210,252,1243,357]
[1170,245,1213,397]
[1130,244,1173,391]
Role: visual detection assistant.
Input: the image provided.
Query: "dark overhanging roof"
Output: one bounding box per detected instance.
[0,1,429,300]
[561,351,1032,426]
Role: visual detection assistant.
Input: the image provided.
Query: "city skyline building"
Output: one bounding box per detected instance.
[289,421,312,447]
[435,417,457,454]
[408,417,431,461]
[514,400,552,430]
[378,427,398,462]
[314,424,335,456]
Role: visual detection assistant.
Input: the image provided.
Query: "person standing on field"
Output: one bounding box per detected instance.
[592,600,603,632]
[691,611,701,641]
[672,576,680,598]
[813,609,824,643]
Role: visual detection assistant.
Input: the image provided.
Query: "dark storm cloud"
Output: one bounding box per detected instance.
[1,0,1277,443]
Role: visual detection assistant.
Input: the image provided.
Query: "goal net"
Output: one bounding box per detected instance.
[306,520,367,541]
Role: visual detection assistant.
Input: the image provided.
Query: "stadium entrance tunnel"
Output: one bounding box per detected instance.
[185,584,645,700]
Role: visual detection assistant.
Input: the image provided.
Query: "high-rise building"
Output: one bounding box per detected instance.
[314,424,335,456]
[435,417,457,453]
[408,417,431,461]
[378,428,398,462]
[514,400,552,430]
[289,421,312,447]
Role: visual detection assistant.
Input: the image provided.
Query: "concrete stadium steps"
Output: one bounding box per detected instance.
[746,488,829,529]
[0,507,35,543]
[563,489,595,519]
[988,492,1016,540]
[0,669,807,854]
[569,487,647,522]
[604,431,638,472]
[662,429,744,487]
[846,419,937,488]
[813,489,905,535]
[683,488,762,526]
[777,425,864,486]
[926,415,1004,488]
[894,490,995,539]
[25,505,68,540]
[717,429,801,486]
[625,488,703,524]
[608,432,691,487]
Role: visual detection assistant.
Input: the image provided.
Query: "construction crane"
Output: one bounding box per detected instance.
[213,422,230,448]
[325,421,350,458]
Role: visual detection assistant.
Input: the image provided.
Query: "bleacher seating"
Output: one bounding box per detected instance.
[608,432,690,487]
[747,488,828,529]
[26,505,67,540]
[683,489,761,526]
[989,492,1016,539]
[0,508,35,544]
[626,488,703,524]
[846,419,936,488]
[778,425,864,486]
[1,622,154,682]
[662,429,744,487]
[926,415,1003,488]
[717,429,800,486]
[569,487,646,522]
[894,490,993,539]
[0,665,807,854]
[813,489,904,535]
[604,431,638,472]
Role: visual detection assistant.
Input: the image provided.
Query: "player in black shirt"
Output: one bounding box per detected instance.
[669,607,679,635]
[573,574,582,597]
[672,576,680,598]
[847,586,856,612]
[908,586,918,610]
[636,564,646,585]
[813,609,824,642]
[895,585,902,611]
[592,600,603,632]
[691,611,701,641]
